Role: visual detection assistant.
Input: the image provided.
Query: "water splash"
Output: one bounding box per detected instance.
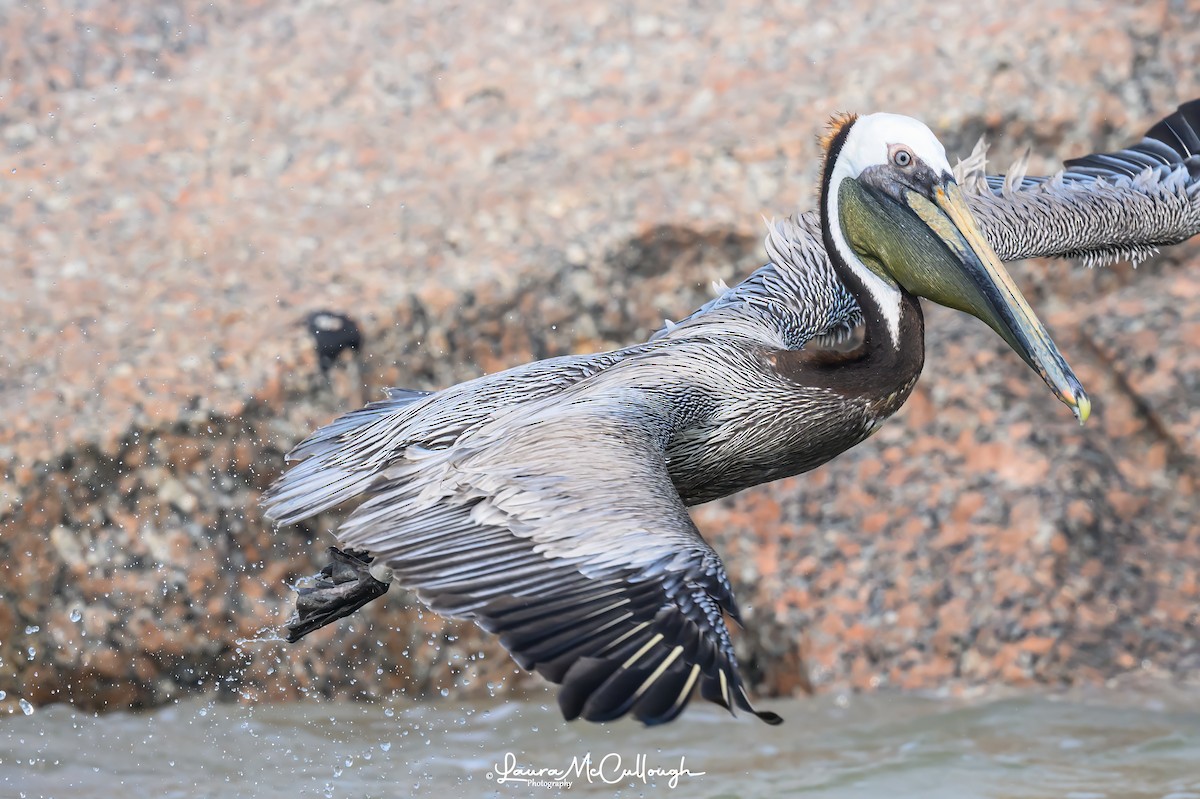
[235,628,289,647]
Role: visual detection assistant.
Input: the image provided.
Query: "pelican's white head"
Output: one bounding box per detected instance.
[831,113,953,184]
[817,110,1091,424]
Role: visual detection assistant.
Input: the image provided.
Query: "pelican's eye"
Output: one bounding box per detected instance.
[890,145,914,168]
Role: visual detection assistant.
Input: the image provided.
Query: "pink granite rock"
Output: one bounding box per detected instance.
[0,0,1197,714]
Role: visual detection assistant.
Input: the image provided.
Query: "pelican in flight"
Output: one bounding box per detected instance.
[263,100,1200,726]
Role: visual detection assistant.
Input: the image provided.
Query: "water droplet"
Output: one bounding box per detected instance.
[69,609,83,623]
[18,698,34,716]
[380,742,391,752]
[24,625,39,635]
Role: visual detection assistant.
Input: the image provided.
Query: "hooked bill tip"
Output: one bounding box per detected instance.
[1068,389,1092,425]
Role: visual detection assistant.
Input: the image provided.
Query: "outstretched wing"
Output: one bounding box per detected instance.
[960,98,1200,265]
[315,387,781,726]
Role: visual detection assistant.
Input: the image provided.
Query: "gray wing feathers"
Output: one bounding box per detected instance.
[340,398,696,575]
[264,390,431,526]
[969,182,1196,266]
[652,214,861,349]
[262,351,632,526]
[962,99,1200,266]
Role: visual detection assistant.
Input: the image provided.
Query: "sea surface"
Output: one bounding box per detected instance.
[3,684,1200,798]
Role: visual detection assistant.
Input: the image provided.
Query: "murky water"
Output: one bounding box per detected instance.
[3,684,1200,798]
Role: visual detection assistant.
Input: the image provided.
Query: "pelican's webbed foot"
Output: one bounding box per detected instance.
[285,547,391,643]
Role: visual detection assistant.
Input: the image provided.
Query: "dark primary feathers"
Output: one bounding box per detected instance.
[263,100,1200,727]
[1059,98,1200,183]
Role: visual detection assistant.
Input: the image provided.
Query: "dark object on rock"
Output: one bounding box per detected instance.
[302,310,367,403]
[285,547,391,643]
[304,311,363,377]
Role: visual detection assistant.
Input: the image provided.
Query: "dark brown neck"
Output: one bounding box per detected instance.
[771,284,924,408]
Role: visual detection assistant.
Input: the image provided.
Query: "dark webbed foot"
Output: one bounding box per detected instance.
[285,547,391,643]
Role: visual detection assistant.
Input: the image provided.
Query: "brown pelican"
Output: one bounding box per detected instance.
[263,100,1200,726]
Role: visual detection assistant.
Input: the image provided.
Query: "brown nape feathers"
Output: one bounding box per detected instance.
[817,111,858,194]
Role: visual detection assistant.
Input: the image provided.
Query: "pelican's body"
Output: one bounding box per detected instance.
[264,100,1200,726]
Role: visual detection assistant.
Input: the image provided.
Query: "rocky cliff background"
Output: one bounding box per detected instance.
[1,0,1197,714]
